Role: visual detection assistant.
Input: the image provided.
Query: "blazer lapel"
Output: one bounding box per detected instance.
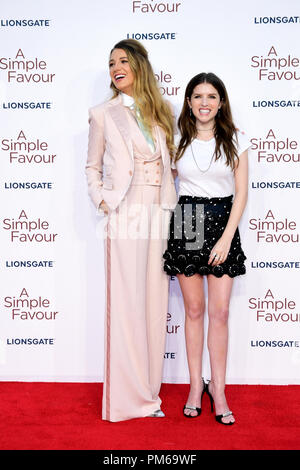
[108,96,170,167]
[155,125,168,168]
[108,96,133,161]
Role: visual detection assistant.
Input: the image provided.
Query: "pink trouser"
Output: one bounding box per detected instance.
[102,184,170,422]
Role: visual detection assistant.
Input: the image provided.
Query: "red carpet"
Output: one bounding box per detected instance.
[0,382,299,450]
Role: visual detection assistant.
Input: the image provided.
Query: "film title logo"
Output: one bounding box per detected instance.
[251,129,299,164]
[132,0,182,13]
[2,210,58,243]
[166,312,180,334]
[1,130,57,164]
[155,70,180,96]
[249,289,298,323]
[251,46,300,81]
[249,209,298,243]
[4,287,59,320]
[0,48,55,83]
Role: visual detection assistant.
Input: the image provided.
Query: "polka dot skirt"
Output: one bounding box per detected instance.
[163,195,247,278]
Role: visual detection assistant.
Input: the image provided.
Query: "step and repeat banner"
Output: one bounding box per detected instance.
[0,0,299,384]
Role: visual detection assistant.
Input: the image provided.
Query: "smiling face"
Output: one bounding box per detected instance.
[188,82,222,127]
[109,48,135,96]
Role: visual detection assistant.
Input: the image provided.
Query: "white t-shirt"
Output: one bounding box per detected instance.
[172,131,250,198]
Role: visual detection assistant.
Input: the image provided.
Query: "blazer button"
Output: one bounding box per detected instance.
[129,170,133,176]
[156,162,160,166]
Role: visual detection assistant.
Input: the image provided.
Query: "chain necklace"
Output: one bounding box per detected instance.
[190,138,215,174]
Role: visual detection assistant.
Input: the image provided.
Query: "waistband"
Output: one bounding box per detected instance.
[178,195,233,204]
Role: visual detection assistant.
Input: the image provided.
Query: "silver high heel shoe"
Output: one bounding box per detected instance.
[147,409,165,417]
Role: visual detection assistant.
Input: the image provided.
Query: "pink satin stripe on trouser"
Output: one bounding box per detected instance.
[102,184,170,422]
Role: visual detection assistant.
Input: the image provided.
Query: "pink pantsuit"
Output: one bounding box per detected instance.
[86,94,177,422]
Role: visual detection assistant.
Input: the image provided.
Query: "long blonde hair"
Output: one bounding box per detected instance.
[110,39,175,158]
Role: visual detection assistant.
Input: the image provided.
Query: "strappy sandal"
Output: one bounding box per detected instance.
[183,404,202,418]
[205,380,235,425]
[215,410,234,425]
[183,377,206,418]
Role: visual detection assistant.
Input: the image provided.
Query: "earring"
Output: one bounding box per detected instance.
[218,108,221,117]
[189,107,192,117]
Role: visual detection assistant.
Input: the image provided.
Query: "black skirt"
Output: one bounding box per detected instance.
[163,195,246,278]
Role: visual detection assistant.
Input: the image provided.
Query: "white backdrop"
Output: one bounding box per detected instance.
[0,0,299,384]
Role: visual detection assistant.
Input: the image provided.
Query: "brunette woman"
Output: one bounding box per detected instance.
[163,73,249,425]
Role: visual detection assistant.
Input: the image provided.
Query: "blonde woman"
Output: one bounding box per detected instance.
[86,39,177,422]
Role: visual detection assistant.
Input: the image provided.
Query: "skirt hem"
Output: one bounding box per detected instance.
[163,262,246,278]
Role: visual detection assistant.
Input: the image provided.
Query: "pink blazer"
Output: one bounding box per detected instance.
[86,94,177,212]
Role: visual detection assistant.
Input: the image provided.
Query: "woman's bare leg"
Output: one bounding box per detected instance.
[177,273,205,416]
[207,274,235,424]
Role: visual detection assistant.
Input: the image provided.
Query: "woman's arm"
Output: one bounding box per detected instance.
[208,150,248,265]
[222,150,248,240]
[85,107,109,214]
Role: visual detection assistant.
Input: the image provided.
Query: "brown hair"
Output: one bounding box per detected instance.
[110,39,175,157]
[176,73,238,169]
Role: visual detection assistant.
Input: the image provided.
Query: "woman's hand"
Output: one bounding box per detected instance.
[99,200,109,215]
[208,235,232,266]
